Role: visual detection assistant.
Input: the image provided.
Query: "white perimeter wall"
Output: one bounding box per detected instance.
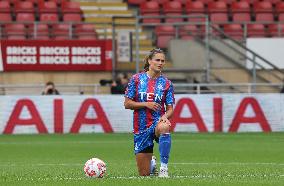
[0,94,283,134]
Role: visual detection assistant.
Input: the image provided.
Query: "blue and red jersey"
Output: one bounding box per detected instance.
[125,72,175,134]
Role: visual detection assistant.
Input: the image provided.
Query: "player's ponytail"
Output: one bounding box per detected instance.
[143,48,164,72]
[143,55,150,72]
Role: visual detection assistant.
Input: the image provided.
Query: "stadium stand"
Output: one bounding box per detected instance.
[247,23,268,37]
[4,23,27,39]
[163,1,183,23]
[268,23,284,37]
[253,1,274,22]
[276,1,284,21]
[155,25,176,48]
[0,0,96,40]
[27,23,50,39]
[223,24,244,40]
[0,1,13,24]
[208,1,228,23]
[185,1,206,23]
[127,0,284,49]
[140,1,161,23]
[231,1,251,22]
[38,1,59,22]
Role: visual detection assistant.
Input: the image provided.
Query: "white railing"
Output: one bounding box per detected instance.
[0,84,102,95]
[174,83,283,94]
[0,83,283,95]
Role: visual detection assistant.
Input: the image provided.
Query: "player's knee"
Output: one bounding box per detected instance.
[157,122,170,135]
[138,169,150,176]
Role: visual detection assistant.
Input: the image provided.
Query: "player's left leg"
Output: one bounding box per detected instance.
[136,152,152,176]
[155,120,171,177]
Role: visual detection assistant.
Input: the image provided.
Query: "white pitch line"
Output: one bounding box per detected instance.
[12,173,284,181]
[0,141,130,145]
[171,162,284,166]
[0,162,284,167]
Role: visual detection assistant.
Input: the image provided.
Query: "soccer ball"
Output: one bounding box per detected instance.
[83,158,107,178]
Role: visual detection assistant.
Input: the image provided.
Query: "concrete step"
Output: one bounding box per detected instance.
[83,10,133,17]
[97,32,149,40]
[116,61,173,71]
[79,1,126,9]
[85,17,136,24]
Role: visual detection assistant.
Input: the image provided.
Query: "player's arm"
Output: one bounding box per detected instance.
[124,97,162,112]
[160,81,175,123]
[159,104,173,124]
[164,105,174,119]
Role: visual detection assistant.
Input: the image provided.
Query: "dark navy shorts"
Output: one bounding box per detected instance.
[133,124,159,154]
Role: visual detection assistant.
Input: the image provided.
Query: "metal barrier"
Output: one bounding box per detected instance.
[0,83,283,95]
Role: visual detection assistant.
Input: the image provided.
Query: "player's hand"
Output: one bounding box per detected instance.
[145,102,162,112]
[159,115,171,126]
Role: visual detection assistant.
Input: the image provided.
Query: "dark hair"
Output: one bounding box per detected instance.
[46,81,55,86]
[143,48,165,72]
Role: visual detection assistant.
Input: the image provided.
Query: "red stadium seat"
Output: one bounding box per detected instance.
[163,1,183,23]
[38,1,58,13]
[173,0,187,5]
[7,35,27,40]
[163,1,183,14]
[14,1,35,13]
[239,0,258,5]
[262,0,281,5]
[63,13,82,22]
[185,1,206,23]
[16,13,35,22]
[53,35,72,40]
[5,23,26,31]
[77,35,97,40]
[179,25,200,39]
[198,0,214,5]
[27,23,49,39]
[140,1,161,23]
[75,24,95,33]
[52,23,70,32]
[223,24,244,40]
[155,25,175,48]
[276,2,284,21]
[253,1,274,22]
[26,0,40,6]
[43,0,68,5]
[0,1,11,13]
[247,24,267,37]
[231,1,251,22]
[155,0,170,5]
[4,23,26,39]
[51,23,73,39]
[208,1,228,23]
[268,24,284,37]
[40,13,59,22]
[75,24,97,39]
[140,1,160,14]
[0,13,12,22]
[34,35,50,40]
[61,1,81,14]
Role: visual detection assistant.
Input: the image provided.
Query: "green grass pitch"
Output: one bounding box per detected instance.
[0,133,283,186]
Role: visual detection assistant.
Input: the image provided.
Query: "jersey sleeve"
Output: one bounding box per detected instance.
[165,81,175,105]
[125,75,136,100]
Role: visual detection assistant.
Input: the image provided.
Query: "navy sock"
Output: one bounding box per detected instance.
[159,133,171,165]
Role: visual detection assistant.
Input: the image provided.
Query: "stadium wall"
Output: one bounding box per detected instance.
[0,94,283,134]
